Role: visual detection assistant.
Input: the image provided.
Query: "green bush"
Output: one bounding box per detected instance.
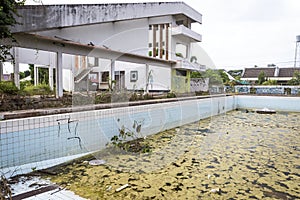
[23,84,53,96]
[0,81,19,95]
[167,91,176,98]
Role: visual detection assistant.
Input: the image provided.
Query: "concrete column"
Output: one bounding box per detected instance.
[159,24,163,59]
[56,52,63,97]
[48,66,54,90]
[13,48,20,89]
[145,64,149,93]
[110,59,115,91]
[153,25,157,57]
[49,53,56,91]
[0,61,3,81]
[34,65,38,86]
[165,24,169,60]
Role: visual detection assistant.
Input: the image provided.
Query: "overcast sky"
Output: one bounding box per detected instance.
[25,0,300,70]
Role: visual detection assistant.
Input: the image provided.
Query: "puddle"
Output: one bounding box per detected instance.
[43,111,300,199]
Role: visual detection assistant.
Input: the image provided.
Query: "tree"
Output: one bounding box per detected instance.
[0,0,25,62]
[262,79,277,85]
[287,71,300,85]
[257,71,266,85]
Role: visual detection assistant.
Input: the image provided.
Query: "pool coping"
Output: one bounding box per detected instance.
[0,94,230,120]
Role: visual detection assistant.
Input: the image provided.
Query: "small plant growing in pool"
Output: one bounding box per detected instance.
[110,119,151,153]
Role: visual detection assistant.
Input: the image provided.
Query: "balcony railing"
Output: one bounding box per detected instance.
[171,25,202,42]
[174,59,206,71]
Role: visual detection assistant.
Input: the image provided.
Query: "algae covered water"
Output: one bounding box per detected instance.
[49,110,300,199]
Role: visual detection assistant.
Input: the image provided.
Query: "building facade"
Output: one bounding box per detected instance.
[8,2,205,96]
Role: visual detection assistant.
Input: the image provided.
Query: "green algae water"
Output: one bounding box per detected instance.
[49,110,300,199]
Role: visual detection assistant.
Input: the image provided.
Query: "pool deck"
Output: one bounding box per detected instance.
[0,94,228,120]
[9,176,86,200]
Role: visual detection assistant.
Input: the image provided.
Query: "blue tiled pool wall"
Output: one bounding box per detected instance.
[235,86,300,95]
[236,96,300,112]
[0,96,234,174]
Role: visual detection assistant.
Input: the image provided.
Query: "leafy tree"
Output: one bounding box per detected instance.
[0,0,25,62]
[190,71,203,78]
[257,71,266,85]
[191,69,228,86]
[287,71,300,85]
[218,70,229,84]
[19,70,30,79]
[262,79,277,85]
[203,69,223,86]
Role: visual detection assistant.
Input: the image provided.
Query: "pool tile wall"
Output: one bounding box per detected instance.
[0,95,233,176]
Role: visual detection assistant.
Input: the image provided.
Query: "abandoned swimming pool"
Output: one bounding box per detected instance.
[38,110,300,199]
[1,95,300,199]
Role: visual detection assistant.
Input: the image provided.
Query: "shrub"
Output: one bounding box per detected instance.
[23,84,53,96]
[0,81,19,95]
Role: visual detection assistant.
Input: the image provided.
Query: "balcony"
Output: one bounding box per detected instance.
[171,25,202,42]
[174,59,206,71]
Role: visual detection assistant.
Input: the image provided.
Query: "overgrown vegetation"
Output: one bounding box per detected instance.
[0,0,25,62]
[109,120,151,153]
[0,81,19,94]
[257,71,266,85]
[0,81,54,96]
[287,71,300,85]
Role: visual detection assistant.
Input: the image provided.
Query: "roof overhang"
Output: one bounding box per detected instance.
[9,33,176,67]
[173,60,206,71]
[172,25,202,42]
[13,2,202,33]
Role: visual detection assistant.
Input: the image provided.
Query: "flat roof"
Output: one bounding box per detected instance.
[13,2,202,33]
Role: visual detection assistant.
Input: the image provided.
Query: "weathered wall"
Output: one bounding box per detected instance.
[13,3,202,33]
[171,69,190,93]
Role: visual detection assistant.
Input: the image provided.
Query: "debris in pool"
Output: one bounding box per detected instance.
[210,188,220,193]
[256,107,276,114]
[116,183,129,192]
[106,185,112,191]
[207,174,211,179]
[89,159,106,166]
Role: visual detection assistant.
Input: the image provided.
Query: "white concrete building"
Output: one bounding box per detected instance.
[8,2,205,96]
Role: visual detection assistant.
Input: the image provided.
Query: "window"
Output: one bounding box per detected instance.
[176,20,184,26]
[130,71,138,82]
[148,43,152,48]
[176,69,187,77]
[149,25,152,30]
[101,71,109,82]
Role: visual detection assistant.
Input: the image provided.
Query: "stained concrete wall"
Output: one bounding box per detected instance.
[13,2,202,33]
[37,18,149,56]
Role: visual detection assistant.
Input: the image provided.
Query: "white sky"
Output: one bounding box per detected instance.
[23,0,300,70]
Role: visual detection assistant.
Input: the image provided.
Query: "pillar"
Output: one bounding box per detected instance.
[165,23,169,60]
[0,61,3,81]
[110,59,115,91]
[152,25,157,57]
[159,24,163,59]
[34,65,38,86]
[13,47,20,89]
[145,64,149,93]
[56,51,63,97]
[48,66,54,91]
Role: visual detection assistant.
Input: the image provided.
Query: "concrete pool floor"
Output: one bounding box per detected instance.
[8,110,300,199]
